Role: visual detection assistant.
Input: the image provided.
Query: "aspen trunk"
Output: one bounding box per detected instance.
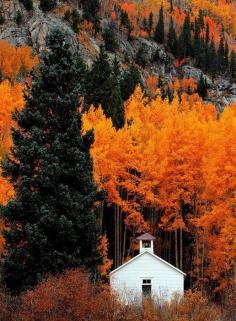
[201,240,205,291]
[180,227,183,270]
[114,204,117,268]
[97,201,104,231]
[175,229,179,268]
[122,225,127,264]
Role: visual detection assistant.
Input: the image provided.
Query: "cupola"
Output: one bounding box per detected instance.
[137,233,155,254]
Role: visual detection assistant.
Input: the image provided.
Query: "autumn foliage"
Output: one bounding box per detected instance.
[83,86,236,294]
[0,269,224,321]
[0,40,38,82]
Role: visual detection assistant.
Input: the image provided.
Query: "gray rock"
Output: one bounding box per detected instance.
[181,65,213,87]
[229,83,236,95]
[29,12,78,52]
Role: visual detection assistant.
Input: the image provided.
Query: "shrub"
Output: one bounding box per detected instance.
[39,0,56,12]
[103,27,118,52]
[19,0,33,11]
[0,13,5,25]
[15,10,23,25]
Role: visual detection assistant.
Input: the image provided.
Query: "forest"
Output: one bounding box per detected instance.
[0,0,235,320]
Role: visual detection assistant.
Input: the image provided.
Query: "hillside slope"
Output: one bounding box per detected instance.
[0,0,236,110]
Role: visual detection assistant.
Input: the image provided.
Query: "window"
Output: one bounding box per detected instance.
[142,279,151,298]
[142,240,151,248]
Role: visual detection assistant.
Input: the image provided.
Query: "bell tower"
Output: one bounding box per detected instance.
[137,233,155,254]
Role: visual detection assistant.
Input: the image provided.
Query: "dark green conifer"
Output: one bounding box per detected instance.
[208,37,218,74]
[120,9,133,40]
[197,73,208,98]
[167,17,178,55]
[148,12,154,36]
[1,29,101,295]
[103,27,118,52]
[19,0,33,11]
[85,46,123,128]
[178,13,192,58]
[83,0,100,32]
[230,50,236,81]
[154,4,165,44]
[193,17,201,56]
[39,0,56,12]
[120,63,143,101]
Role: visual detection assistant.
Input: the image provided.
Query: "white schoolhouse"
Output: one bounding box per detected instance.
[110,233,185,303]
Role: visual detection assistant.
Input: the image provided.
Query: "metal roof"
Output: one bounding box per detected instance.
[136,233,156,240]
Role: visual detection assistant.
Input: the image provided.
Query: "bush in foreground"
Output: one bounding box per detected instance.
[0,269,227,321]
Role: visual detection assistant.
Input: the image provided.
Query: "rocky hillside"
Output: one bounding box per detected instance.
[1,0,236,110]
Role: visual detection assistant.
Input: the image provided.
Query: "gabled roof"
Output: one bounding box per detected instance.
[137,233,156,240]
[110,250,186,276]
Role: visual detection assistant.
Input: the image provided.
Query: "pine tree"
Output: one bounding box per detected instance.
[193,17,201,57]
[120,63,143,101]
[142,17,148,33]
[224,41,229,68]
[19,0,33,11]
[120,9,133,40]
[136,45,148,67]
[197,73,208,98]
[103,27,118,52]
[0,29,101,294]
[85,46,123,128]
[178,13,192,58]
[148,12,154,36]
[113,55,121,80]
[198,9,204,29]
[83,0,100,32]
[230,50,236,81]
[39,0,56,12]
[168,17,178,55]
[218,35,225,72]
[208,37,218,74]
[205,22,210,47]
[170,0,174,12]
[154,4,165,44]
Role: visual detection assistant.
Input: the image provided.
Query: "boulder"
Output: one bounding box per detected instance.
[181,65,213,87]
[29,14,78,52]
[229,83,236,95]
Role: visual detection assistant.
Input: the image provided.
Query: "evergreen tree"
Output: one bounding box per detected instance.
[0,29,101,294]
[230,50,236,81]
[193,17,201,57]
[19,0,33,11]
[103,27,118,52]
[113,55,121,80]
[136,45,148,67]
[197,73,208,98]
[83,0,100,32]
[39,0,56,12]
[15,10,23,25]
[154,4,165,44]
[198,9,204,29]
[167,17,178,55]
[205,22,210,47]
[71,9,80,33]
[178,13,192,58]
[170,0,173,12]
[120,9,133,40]
[120,63,143,101]
[142,17,148,33]
[217,35,225,72]
[148,12,154,36]
[224,41,229,68]
[208,37,218,74]
[85,46,123,128]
